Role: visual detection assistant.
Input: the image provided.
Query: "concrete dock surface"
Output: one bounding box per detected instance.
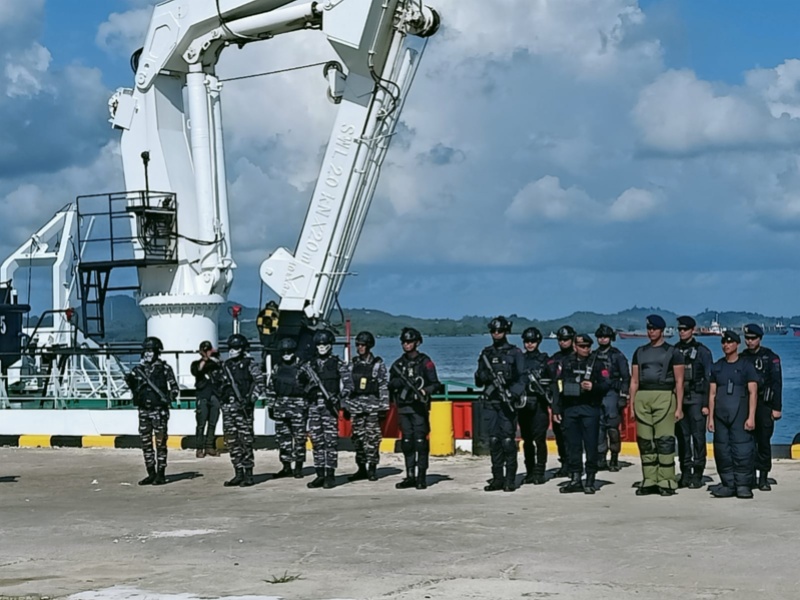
[1,448,799,600]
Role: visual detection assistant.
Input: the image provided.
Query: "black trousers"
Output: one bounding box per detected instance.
[598,391,622,457]
[483,403,518,481]
[399,411,430,472]
[676,401,707,473]
[754,402,775,473]
[562,403,601,476]
[195,390,220,450]
[518,402,549,473]
[552,420,566,465]
[713,400,755,489]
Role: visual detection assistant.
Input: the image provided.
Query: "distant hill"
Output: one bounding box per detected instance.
[97,296,795,342]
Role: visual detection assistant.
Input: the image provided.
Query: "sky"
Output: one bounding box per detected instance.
[3,0,800,321]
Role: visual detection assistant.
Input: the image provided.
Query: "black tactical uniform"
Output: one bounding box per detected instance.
[594,325,630,472]
[475,317,526,492]
[389,327,441,490]
[190,341,221,457]
[547,325,576,477]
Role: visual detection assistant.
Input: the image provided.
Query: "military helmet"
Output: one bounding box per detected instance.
[595,324,616,341]
[312,330,335,346]
[142,336,164,352]
[521,327,543,344]
[400,327,422,344]
[227,333,249,350]
[355,331,375,348]
[488,316,512,333]
[556,325,576,341]
[277,338,297,352]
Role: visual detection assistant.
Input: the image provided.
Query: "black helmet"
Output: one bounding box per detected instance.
[488,316,512,333]
[312,330,335,346]
[556,325,575,341]
[143,336,163,352]
[595,324,616,341]
[521,327,542,344]
[198,340,213,352]
[355,331,375,348]
[227,333,249,350]
[277,338,297,353]
[400,327,422,344]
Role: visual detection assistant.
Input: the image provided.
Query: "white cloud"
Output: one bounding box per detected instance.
[4,43,51,98]
[608,187,659,221]
[507,175,594,221]
[96,8,153,57]
[747,59,800,120]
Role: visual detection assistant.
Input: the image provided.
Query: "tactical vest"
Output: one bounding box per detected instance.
[395,354,428,408]
[523,351,551,399]
[677,342,705,392]
[352,357,381,396]
[715,363,749,405]
[561,356,594,399]
[311,356,341,395]
[273,360,304,397]
[637,344,676,390]
[225,356,255,401]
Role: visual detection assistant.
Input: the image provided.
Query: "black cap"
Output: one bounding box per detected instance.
[743,323,764,338]
[199,340,213,352]
[676,316,696,329]
[574,333,594,346]
[557,325,576,340]
[722,330,741,344]
[646,314,666,330]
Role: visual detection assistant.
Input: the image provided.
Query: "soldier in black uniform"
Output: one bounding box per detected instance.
[594,324,630,473]
[475,317,526,492]
[740,323,783,491]
[190,340,221,458]
[215,333,265,488]
[300,330,354,490]
[547,325,575,477]
[389,327,441,490]
[707,330,758,499]
[673,316,713,489]
[518,327,558,485]
[124,336,179,486]
[555,334,610,494]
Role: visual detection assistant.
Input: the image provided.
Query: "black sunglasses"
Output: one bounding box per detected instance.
[677,326,691,331]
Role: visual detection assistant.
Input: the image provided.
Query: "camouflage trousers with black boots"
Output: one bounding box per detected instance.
[598,391,622,472]
[221,401,255,487]
[397,411,430,490]
[517,402,549,484]
[273,398,307,479]
[676,400,707,488]
[350,412,383,481]
[138,407,169,485]
[307,400,339,489]
[483,403,519,492]
[195,391,220,456]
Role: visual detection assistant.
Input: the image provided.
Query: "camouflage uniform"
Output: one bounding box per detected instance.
[126,359,179,470]
[215,353,266,471]
[267,356,308,464]
[301,355,354,470]
[347,354,390,467]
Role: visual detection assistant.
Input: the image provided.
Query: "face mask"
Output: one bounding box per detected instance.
[282,353,294,362]
[142,351,155,363]
[229,348,242,359]
[316,344,332,356]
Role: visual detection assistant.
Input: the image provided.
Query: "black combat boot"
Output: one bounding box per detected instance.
[484,478,504,492]
[348,463,368,482]
[224,468,244,487]
[138,466,157,486]
[416,469,427,490]
[274,462,293,478]
[608,453,620,473]
[367,464,378,482]
[239,467,254,487]
[710,485,735,498]
[395,468,417,489]
[532,465,546,485]
[523,471,537,485]
[560,473,584,494]
[307,468,325,488]
[323,468,336,489]
[153,467,167,486]
[678,468,692,489]
[689,469,704,489]
[293,461,304,479]
[758,471,772,491]
[554,463,569,478]
[584,474,596,495]
[503,474,516,492]
[736,485,754,499]
[597,454,609,471]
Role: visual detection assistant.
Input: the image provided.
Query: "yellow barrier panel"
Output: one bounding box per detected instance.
[19,435,52,448]
[167,436,185,450]
[82,436,116,448]
[430,401,454,456]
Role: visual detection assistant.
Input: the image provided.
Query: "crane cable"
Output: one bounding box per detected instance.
[219,62,330,83]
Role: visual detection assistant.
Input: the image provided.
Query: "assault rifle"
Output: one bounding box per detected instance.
[526,370,553,404]
[481,354,524,409]
[127,365,172,407]
[390,363,428,406]
[301,362,339,412]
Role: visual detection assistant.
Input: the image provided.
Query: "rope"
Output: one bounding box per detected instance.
[219,62,329,83]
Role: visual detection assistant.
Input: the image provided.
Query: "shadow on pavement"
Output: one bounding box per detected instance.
[0,475,19,483]
[165,471,203,484]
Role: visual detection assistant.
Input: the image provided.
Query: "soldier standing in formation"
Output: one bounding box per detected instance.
[548,325,575,477]
[125,336,179,486]
[300,330,354,490]
[346,331,390,482]
[594,324,630,472]
[518,327,557,485]
[673,316,713,489]
[555,334,609,494]
[475,317,526,492]
[216,333,265,488]
[190,340,221,458]
[740,323,783,491]
[389,327,441,490]
[629,315,685,496]
[707,330,758,499]
[266,338,308,480]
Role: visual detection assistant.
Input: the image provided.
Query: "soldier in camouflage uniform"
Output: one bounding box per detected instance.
[124,336,179,486]
[346,331,389,482]
[214,333,266,488]
[266,337,308,480]
[300,330,354,490]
